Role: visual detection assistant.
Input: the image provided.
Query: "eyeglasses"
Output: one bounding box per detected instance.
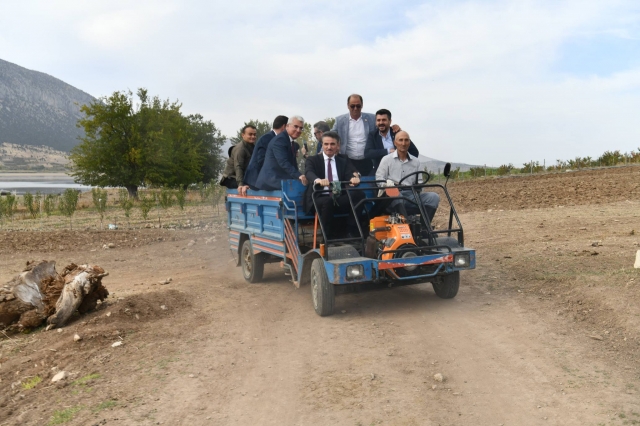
[349,104,362,109]
[313,130,322,135]
[291,125,303,130]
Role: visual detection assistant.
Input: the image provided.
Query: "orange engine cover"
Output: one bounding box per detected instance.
[369,216,416,260]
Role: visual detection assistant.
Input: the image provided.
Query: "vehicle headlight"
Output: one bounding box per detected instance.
[346,265,364,279]
[384,238,396,248]
[454,253,470,268]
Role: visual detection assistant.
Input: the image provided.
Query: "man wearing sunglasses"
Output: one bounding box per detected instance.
[331,94,377,176]
[256,116,309,190]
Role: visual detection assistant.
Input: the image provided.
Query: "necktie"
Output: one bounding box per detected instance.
[291,142,296,156]
[327,158,333,182]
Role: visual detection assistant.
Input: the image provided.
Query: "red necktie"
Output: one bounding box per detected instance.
[327,158,333,182]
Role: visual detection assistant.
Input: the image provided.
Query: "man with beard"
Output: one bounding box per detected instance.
[220,124,258,195]
[364,109,419,175]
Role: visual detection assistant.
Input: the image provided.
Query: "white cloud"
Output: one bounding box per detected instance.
[1,0,640,165]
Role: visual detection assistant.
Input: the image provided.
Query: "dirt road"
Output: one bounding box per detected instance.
[1,166,639,425]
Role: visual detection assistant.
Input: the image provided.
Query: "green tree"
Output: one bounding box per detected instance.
[91,188,108,229]
[176,187,187,210]
[70,89,225,199]
[0,197,5,224]
[118,188,134,226]
[324,117,336,130]
[139,191,155,220]
[43,194,57,217]
[231,120,271,145]
[159,187,174,210]
[186,114,226,186]
[211,184,225,214]
[59,189,79,230]
[496,164,514,176]
[24,192,39,219]
[3,194,17,221]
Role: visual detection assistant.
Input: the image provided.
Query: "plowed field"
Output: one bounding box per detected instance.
[1,165,639,426]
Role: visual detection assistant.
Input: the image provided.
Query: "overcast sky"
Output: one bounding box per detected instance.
[2,0,640,166]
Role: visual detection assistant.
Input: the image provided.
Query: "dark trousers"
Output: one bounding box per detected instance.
[349,158,374,177]
[220,176,238,189]
[315,190,365,238]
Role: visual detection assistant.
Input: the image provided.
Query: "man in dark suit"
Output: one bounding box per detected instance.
[244,115,288,190]
[364,109,419,175]
[255,116,309,191]
[331,94,378,176]
[304,131,365,239]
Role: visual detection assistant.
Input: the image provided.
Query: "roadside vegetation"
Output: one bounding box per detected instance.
[0,184,227,230]
[426,147,640,180]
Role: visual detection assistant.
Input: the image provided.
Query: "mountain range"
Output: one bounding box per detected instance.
[0,58,95,152]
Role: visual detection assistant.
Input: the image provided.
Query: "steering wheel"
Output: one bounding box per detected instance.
[398,171,430,185]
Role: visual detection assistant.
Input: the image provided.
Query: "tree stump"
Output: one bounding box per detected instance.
[0,260,109,332]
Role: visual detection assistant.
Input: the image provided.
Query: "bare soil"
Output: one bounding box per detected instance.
[1,166,640,426]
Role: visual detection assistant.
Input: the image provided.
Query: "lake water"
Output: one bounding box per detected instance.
[0,173,93,195]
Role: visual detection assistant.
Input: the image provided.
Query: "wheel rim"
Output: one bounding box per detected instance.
[242,245,252,277]
[311,269,319,309]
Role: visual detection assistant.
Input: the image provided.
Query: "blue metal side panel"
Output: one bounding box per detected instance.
[250,235,285,258]
[229,201,246,228]
[262,205,283,238]
[225,188,285,241]
[245,204,262,233]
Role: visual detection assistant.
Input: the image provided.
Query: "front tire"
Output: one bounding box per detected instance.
[432,271,459,299]
[241,239,264,283]
[311,258,334,316]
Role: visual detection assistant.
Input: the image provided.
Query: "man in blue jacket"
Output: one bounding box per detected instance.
[364,109,419,175]
[243,115,288,190]
[255,116,309,190]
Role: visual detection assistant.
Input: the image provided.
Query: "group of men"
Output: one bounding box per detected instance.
[220,94,439,239]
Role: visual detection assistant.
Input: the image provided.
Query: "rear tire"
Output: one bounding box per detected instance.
[241,239,264,283]
[432,271,459,299]
[311,258,334,316]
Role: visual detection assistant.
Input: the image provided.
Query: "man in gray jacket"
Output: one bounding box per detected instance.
[220,124,257,195]
[331,94,377,176]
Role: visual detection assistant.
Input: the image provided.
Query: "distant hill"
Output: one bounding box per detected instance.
[418,155,478,173]
[0,142,68,171]
[0,58,95,152]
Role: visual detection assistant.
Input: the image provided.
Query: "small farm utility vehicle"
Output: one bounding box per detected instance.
[226,163,475,316]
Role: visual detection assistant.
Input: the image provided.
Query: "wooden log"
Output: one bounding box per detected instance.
[46,265,109,329]
[0,260,57,330]
[1,261,109,332]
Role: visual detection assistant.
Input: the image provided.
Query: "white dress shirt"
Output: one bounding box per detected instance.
[315,152,339,190]
[380,130,393,151]
[346,116,367,159]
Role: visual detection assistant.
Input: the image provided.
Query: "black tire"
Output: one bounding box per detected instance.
[311,258,334,316]
[241,239,264,283]
[432,271,460,299]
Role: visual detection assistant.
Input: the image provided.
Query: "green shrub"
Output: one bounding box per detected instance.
[139,192,155,220]
[58,189,80,229]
